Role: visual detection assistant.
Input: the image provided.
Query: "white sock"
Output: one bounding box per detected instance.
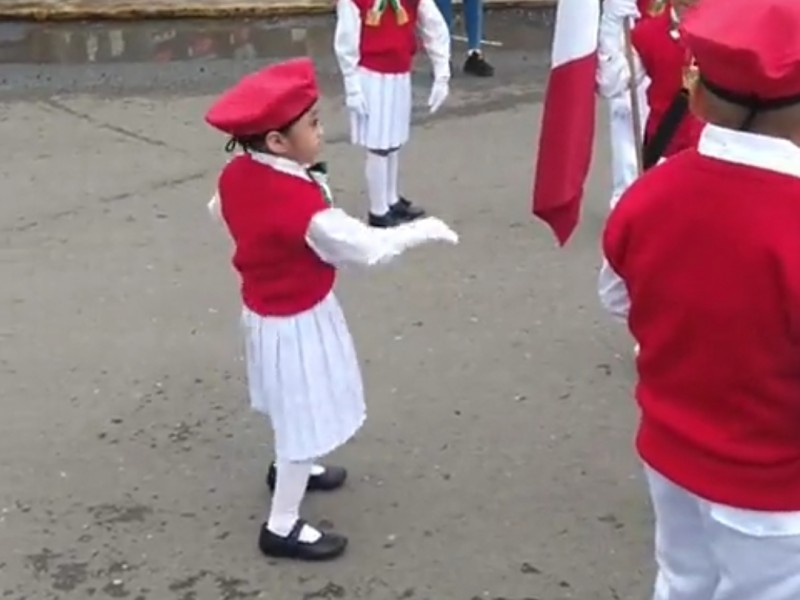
[386,151,400,208]
[267,460,321,543]
[273,462,325,477]
[366,152,389,216]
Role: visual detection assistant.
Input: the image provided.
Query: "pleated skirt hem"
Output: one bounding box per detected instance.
[241,292,367,462]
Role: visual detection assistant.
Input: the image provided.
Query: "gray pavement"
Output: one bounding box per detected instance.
[0,10,649,600]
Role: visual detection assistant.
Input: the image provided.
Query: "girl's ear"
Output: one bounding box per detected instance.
[264,131,285,154]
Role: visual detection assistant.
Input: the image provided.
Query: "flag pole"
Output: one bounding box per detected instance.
[622,16,644,175]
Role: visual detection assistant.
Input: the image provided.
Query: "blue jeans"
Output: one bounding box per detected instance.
[434,0,483,52]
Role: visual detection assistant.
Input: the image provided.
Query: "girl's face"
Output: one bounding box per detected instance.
[266,104,323,165]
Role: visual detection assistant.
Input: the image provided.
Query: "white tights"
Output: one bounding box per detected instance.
[365,149,401,216]
[267,460,321,543]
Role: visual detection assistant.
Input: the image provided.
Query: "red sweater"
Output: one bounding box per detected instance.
[632,11,704,157]
[218,156,336,317]
[354,0,419,73]
[604,149,800,511]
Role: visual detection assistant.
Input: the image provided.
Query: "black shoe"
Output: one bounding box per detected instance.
[267,463,348,493]
[368,211,409,228]
[259,520,348,561]
[463,52,494,77]
[390,197,425,221]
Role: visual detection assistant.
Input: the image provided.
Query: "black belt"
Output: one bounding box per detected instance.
[642,88,690,171]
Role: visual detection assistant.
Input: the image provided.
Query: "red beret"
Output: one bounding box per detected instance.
[681,0,800,103]
[205,57,319,136]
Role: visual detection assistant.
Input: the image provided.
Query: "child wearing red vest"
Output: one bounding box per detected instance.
[334,0,450,227]
[597,0,702,357]
[599,0,704,169]
[205,57,458,561]
[632,0,704,165]
[601,0,800,596]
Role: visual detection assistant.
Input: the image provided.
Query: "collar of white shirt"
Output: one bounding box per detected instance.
[697,124,800,179]
[247,151,311,181]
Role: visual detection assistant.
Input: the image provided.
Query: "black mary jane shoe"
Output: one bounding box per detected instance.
[258,520,348,561]
[266,463,348,493]
[369,198,426,228]
[368,211,408,228]
[389,197,426,221]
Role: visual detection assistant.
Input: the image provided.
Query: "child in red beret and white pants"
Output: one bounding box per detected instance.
[601,0,800,597]
[334,0,450,227]
[205,57,458,561]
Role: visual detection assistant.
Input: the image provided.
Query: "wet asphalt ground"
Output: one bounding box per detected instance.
[0,9,650,600]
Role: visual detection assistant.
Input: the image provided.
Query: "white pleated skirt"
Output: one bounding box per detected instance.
[241,292,366,463]
[349,67,412,151]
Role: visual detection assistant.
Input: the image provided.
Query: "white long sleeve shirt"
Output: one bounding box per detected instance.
[208,152,456,268]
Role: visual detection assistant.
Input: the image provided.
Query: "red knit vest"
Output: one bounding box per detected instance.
[218,155,336,317]
[605,149,800,510]
[353,0,419,74]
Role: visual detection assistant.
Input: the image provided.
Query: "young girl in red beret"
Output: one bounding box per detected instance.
[205,57,458,561]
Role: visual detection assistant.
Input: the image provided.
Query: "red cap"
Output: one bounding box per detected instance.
[681,0,800,103]
[205,57,319,136]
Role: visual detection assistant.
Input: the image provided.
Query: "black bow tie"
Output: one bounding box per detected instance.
[308,162,327,175]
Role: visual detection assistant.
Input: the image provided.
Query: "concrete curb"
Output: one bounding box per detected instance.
[0,0,555,21]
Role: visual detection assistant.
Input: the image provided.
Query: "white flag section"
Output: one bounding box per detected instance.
[532,0,600,245]
[552,0,601,68]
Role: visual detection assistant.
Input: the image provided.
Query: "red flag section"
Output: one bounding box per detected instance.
[532,0,601,246]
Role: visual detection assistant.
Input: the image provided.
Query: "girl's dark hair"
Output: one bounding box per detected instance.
[225,133,270,153]
[223,100,315,153]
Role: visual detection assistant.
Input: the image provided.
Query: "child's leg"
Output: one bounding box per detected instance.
[386,149,401,208]
[707,508,800,600]
[260,459,348,560]
[433,0,454,30]
[645,466,719,600]
[386,149,425,220]
[362,70,419,227]
[267,460,319,542]
[266,461,348,492]
[365,150,390,218]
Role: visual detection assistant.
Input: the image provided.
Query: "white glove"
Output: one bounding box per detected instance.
[344,77,368,116]
[419,217,459,245]
[602,0,639,21]
[345,89,368,116]
[428,79,449,114]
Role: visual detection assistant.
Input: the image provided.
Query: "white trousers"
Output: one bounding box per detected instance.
[645,466,800,600]
[608,94,643,205]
